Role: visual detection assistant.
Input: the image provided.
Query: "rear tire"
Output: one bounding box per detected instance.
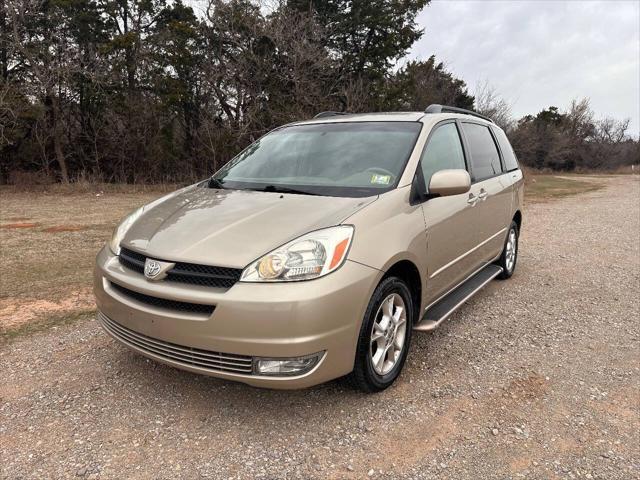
[348,276,414,393]
[496,221,519,279]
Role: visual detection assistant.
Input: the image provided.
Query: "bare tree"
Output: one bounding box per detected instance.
[474,81,513,131]
[595,117,630,144]
[8,0,71,182]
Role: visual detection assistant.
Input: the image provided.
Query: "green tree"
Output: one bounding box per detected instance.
[59,0,111,175]
[383,56,474,111]
[289,0,429,108]
[149,1,205,160]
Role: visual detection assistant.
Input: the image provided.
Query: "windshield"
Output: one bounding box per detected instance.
[212,122,422,197]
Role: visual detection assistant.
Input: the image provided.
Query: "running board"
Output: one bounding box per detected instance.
[414,264,503,331]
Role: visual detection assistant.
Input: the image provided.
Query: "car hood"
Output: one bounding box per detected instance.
[122,185,376,267]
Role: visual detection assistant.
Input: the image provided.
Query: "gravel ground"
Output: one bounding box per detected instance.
[1,176,639,479]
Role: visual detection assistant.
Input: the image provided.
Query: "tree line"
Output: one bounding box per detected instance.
[1,0,637,184]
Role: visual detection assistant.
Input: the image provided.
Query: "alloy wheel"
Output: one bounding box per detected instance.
[369,293,407,375]
[505,228,517,273]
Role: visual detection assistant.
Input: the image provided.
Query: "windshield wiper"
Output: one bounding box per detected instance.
[208,177,226,189]
[209,179,318,195]
[259,185,319,196]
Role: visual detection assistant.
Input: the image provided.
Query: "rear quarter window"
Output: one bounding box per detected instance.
[492,126,519,172]
[461,122,502,182]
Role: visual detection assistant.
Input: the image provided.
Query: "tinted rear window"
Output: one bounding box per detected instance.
[492,127,519,171]
[461,123,502,182]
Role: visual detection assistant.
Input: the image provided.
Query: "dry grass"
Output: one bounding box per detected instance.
[0,187,163,338]
[524,174,605,202]
[0,174,610,339]
[0,182,181,194]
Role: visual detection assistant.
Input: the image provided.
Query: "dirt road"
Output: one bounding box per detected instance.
[1,176,639,479]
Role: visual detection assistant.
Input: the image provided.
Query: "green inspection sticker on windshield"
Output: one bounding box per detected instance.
[371,174,391,185]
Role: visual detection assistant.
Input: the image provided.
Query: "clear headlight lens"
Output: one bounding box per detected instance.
[108,207,145,255]
[240,225,354,282]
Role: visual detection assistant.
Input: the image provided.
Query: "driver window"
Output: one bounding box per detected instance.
[420,123,466,190]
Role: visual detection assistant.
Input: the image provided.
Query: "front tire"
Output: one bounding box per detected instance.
[348,276,414,393]
[496,221,519,279]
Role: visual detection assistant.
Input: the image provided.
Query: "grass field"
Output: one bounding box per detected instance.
[0,188,165,340]
[524,174,604,201]
[0,174,606,341]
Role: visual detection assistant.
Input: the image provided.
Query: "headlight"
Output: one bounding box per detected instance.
[108,207,145,255]
[240,225,354,282]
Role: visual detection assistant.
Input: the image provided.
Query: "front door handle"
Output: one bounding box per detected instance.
[467,194,478,205]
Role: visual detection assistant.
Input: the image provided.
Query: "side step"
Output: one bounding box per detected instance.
[414,264,503,331]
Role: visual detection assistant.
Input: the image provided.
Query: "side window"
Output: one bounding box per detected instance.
[492,126,519,171]
[461,123,502,181]
[420,123,466,190]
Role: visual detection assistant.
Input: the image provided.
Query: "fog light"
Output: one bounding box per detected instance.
[253,352,324,376]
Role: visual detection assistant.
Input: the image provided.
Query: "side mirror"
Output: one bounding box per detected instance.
[428,169,471,197]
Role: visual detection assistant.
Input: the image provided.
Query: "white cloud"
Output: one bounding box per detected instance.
[409,0,640,136]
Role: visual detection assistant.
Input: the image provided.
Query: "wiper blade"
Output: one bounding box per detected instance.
[260,185,318,195]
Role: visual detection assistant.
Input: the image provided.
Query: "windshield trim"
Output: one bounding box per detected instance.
[210,121,424,198]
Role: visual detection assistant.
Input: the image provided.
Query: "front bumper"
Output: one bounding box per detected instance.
[94,247,381,389]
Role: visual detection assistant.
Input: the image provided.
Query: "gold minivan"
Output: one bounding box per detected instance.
[94,104,524,392]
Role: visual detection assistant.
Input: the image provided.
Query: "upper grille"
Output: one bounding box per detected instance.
[110,281,215,315]
[119,248,146,274]
[99,312,254,374]
[119,247,242,289]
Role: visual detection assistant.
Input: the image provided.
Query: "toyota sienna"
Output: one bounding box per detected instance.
[94,104,524,392]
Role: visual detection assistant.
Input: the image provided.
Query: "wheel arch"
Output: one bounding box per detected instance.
[382,259,423,323]
[513,210,522,231]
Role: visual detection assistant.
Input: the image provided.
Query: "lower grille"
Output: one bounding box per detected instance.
[99,312,254,374]
[110,281,215,315]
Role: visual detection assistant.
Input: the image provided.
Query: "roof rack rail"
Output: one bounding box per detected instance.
[313,111,349,119]
[424,104,493,123]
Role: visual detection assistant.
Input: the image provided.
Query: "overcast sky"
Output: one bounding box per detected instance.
[408,0,640,135]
